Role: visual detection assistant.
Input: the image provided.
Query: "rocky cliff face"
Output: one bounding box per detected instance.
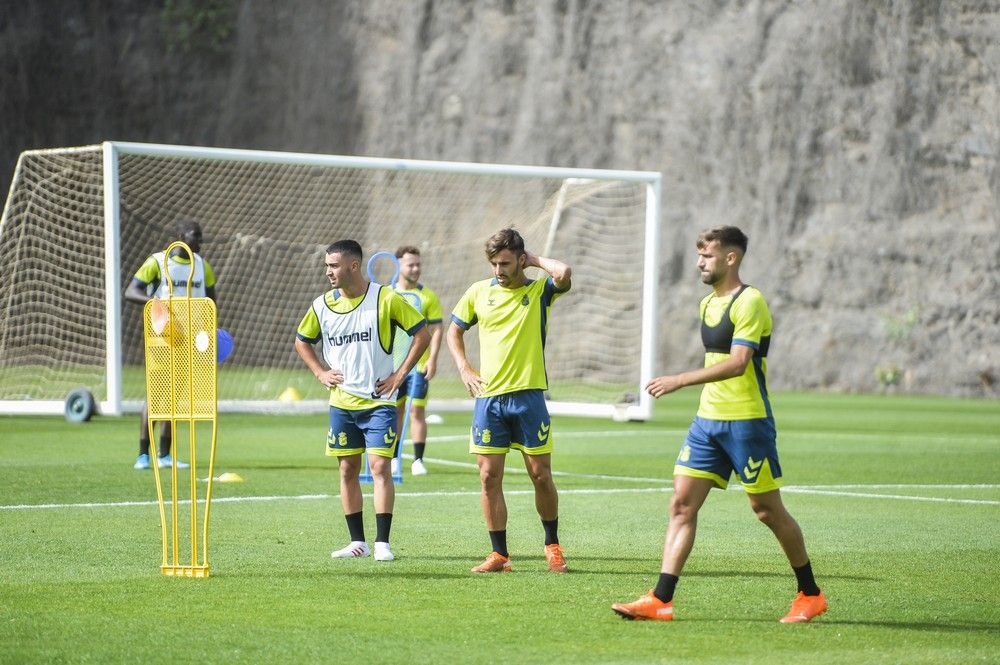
[2,0,997,395]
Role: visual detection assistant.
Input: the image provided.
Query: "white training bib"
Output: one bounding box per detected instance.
[152,251,207,298]
[313,283,396,403]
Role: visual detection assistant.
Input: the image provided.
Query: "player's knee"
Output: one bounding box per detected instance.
[668,494,699,522]
[526,466,553,488]
[479,465,503,488]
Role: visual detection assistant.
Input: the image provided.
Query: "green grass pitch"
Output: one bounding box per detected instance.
[1,391,998,663]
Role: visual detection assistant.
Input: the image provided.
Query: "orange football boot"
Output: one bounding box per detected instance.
[544,544,568,573]
[471,552,511,573]
[780,591,828,623]
[612,592,674,621]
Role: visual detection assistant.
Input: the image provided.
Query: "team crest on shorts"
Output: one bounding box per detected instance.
[482,429,492,443]
[338,431,348,446]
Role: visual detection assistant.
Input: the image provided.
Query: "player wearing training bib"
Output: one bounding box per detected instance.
[613,226,827,625]
[125,220,216,471]
[295,240,429,563]
[391,245,444,476]
[447,228,572,575]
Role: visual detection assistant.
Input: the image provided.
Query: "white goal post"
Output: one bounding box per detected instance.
[0,142,661,419]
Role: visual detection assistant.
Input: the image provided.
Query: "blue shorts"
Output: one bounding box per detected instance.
[326,405,397,458]
[395,370,429,406]
[470,389,553,456]
[674,416,783,493]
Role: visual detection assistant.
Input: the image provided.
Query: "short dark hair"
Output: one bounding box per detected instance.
[395,245,420,258]
[485,228,524,259]
[175,219,202,241]
[325,239,363,262]
[697,226,748,254]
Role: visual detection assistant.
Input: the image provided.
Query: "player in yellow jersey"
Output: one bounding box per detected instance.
[392,246,444,476]
[125,220,216,471]
[295,240,429,562]
[447,228,572,574]
[613,226,827,623]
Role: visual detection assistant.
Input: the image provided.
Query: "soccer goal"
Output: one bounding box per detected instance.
[0,142,660,420]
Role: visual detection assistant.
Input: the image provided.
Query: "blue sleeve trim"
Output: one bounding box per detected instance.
[405,319,427,336]
[296,332,320,344]
[451,313,475,330]
[426,318,443,324]
[548,275,570,294]
[131,277,149,287]
[732,338,759,350]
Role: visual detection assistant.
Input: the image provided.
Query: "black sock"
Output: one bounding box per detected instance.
[489,530,508,557]
[793,560,821,596]
[158,436,172,458]
[138,437,151,456]
[413,442,425,461]
[375,513,393,544]
[542,518,559,546]
[653,573,679,603]
[345,511,365,542]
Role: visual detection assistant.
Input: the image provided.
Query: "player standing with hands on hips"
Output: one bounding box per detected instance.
[448,228,572,574]
[612,226,827,623]
[125,219,216,471]
[392,245,444,476]
[295,240,429,562]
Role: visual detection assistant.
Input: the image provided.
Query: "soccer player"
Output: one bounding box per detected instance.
[612,226,827,623]
[391,245,444,476]
[447,228,572,574]
[294,239,429,562]
[125,219,216,471]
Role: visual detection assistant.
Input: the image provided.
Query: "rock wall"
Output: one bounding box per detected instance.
[1,0,997,395]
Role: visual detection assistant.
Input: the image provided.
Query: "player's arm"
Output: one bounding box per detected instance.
[124,279,151,304]
[423,322,443,380]
[203,259,217,303]
[124,255,160,305]
[645,345,754,398]
[375,325,430,396]
[294,338,345,388]
[294,308,343,388]
[447,321,485,396]
[525,251,572,290]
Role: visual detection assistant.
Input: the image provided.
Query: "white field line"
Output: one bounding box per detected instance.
[780,487,1000,506]
[3,477,997,511]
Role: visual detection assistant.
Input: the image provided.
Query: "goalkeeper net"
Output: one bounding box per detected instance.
[0,143,660,419]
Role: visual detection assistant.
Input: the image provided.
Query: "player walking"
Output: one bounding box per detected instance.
[447,228,572,573]
[612,226,827,623]
[295,240,429,562]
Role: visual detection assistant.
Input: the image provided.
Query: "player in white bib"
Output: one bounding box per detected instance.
[295,240,429,562]
[125,220,217,471]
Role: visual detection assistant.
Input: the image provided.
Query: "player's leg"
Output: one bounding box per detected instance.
[360,405,398,561]
[472,453,512,572]
[522,453,567,572]
[470,395,513,572]
[408,372,430,475]
[134,403,153,469]
[509,390,564,572]
[727,418,826,622]
[662,474,715,575]
[613,417,728,620]
[328,408,370,558]
[748,489,827,622]
[391,375,410,475]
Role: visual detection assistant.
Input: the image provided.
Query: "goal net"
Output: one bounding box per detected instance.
[0,143,660,419]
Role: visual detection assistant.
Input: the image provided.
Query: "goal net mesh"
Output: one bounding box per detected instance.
[0,146,651,411]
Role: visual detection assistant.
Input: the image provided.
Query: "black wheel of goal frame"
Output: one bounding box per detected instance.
[64,388,96,423]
